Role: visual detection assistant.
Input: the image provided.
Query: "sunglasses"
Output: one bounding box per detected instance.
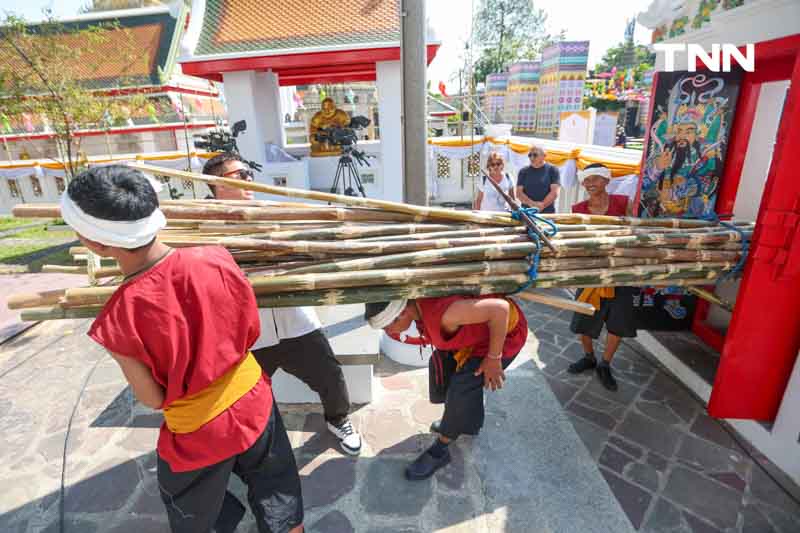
[488,162,503,168]
[222,168,254,181]
[529,152,542,158]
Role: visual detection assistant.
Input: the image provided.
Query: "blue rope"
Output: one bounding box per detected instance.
[693,211,750,284]
[510,207,559,293]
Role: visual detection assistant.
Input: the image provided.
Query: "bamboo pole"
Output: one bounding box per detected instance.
[128,163,519,226]
[686,286,734,312]
[267,223,463,241]
[11,203,429,224]
[57,260,735,309]
[517,291,596,315]
[127,163,722,230]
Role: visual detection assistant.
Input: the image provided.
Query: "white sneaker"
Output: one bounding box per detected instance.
[327,418,362,455]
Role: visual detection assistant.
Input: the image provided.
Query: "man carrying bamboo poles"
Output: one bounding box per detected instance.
[366,295,528,480]
[203,153,363,455]
[567,163,638,391]
[59,165,304,533]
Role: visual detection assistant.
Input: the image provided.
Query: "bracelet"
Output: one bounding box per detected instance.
[487,352,503,360]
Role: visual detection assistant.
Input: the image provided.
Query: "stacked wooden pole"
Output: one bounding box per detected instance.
[7,164,750,320]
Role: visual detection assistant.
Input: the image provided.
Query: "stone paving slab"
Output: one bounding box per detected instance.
[518,295,800,533]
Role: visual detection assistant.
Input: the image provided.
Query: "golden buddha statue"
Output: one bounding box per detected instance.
[309,97,351,157]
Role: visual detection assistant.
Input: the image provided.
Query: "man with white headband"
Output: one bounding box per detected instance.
[567,163,637,392]
[63,165,304,533]
[365,294,528,480]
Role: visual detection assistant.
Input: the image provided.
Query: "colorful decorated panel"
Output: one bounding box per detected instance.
[641,71,741,219]
[505,61,541,134]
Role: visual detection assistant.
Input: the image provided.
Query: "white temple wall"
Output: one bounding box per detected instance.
[221,71,269,179]
[376,60,403,203]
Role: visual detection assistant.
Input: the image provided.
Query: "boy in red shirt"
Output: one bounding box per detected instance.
[366,295,527,480]
[60,165,304,533]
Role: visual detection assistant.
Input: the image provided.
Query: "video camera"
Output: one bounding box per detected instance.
[194,120,263,172]
[313,115,373,166]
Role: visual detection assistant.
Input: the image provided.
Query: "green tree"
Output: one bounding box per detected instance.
[594,42,655,80]
[0,12,149,178]
[471,0,558,85]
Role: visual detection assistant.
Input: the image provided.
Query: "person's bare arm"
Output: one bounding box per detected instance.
[626,198,635,217]
[111,353,165,409]
[516,185,541,209]
[440,298,510,390]
[541,183,560,210]
[473,191,484,210]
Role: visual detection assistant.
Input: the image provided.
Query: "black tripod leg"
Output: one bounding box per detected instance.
[330,160,344,195]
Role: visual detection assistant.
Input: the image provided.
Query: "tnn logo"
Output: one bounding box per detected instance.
[654,43,755,72]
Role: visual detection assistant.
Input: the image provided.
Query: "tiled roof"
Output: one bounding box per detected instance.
[0,9,180,91]
[195,0,401,57]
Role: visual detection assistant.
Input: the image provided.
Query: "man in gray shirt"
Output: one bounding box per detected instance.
[516,145,561,214]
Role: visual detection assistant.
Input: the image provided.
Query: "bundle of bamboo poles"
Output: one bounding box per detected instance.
[7,163,750,321]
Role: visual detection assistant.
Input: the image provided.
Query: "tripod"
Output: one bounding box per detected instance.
[330,149,367,197]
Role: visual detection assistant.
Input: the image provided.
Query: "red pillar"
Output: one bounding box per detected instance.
[708,49,800,420]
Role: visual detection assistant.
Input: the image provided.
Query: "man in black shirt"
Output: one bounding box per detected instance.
[515,145,561,214]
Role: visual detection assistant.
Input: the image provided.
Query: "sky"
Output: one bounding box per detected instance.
[426,0,655,89]
[5,0,655,88]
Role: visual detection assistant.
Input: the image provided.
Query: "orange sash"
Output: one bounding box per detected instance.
[163,352,262,434]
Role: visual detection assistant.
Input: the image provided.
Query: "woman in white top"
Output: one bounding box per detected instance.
[473,151,515,212]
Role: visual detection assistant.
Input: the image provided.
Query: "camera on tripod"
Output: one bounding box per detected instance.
[193,120,263,172]
[313,116,372,162]
[315,116,375,197]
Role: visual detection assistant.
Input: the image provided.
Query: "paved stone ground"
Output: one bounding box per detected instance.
[519,298,800,532]
[0,293,798,532]
[0,314,633,533]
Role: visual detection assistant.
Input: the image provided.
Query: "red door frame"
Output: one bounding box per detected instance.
[706,35,800,420]
[692,36,800,355]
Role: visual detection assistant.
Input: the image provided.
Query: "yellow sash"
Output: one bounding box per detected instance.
[163,352,262,434]
[454,300,520,371]
[577,287,615,311]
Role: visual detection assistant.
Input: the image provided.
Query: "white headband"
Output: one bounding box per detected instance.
[367,299,408,329]
[60,192,166,249]
[578,167,612,182]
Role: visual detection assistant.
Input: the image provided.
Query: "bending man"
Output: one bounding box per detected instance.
[366,294,527,480]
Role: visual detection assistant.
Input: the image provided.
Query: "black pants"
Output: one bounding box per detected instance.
[435,355,516,440]
[570,287,638,339]
[253,329,350,424]
[157,404,303,533]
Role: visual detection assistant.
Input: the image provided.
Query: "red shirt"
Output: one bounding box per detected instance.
[89,246,271,472]
[415,295,528,358]
[572,194,629,216]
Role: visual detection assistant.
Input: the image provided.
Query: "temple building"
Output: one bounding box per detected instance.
[179,0,439,202]
[0,4,223,161]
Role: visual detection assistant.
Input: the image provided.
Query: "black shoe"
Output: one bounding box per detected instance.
[568,355,597,374]
[596,364,618,391]
[405,446,451,481]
